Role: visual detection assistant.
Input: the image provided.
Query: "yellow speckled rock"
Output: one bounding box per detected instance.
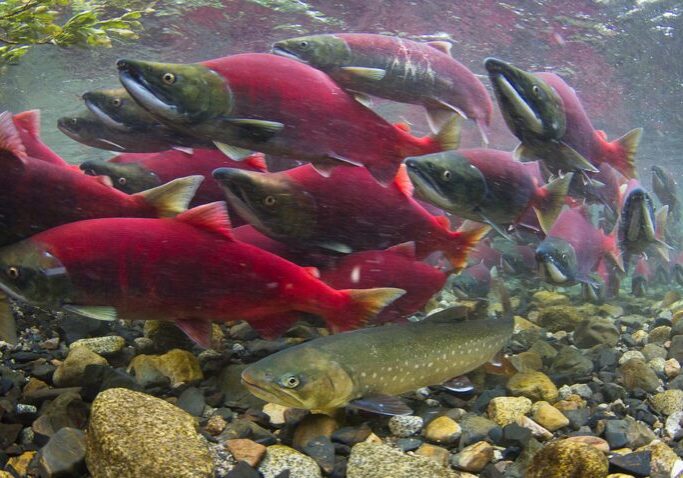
[487,396,532,426]
[85,388,213,478]
[128,348,203,387]
[507,371,559,402]
[347,442,459,478]
[538,306,583,332]
[636,440,678,476]
[258,445,321,478]
[532,291,569,307]
[649,389,683,416]
[526,440,608,478]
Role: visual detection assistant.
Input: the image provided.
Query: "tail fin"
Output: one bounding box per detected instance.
[608,128,642,179]
[328,287,405,332]
[136,175,203,217]
[533,172,573,234]
[445,221,491,272]
[0,112,27,161]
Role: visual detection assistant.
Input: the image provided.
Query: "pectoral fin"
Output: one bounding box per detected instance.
[441,375,474,393]
[351,92,374,108]
[348,394,412,416]
[214,142,255,161]
[175,318,213,348]
[340,67,386,81]
[219,118,284,139]
[63,305,118,321]
[555,142,599,173]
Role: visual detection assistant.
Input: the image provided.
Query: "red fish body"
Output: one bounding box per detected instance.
[12,110,71,167]
[536,73,641,178]
[4,203,402,345]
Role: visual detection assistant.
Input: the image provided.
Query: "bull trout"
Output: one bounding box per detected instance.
[241,309,513,415]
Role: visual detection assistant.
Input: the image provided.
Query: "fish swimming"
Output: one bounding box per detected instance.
[631,257,651,297]
[450,262,491,299]
[0,111,202,245]
[241,308,513,415]
[0,202,404,346]
[651,165,680,223]
[272,33,492,143]
[212,163,489,270]
[535,207,623,287]
[116,54,459,184]
[405,149,572,234]
[485,58,641,179]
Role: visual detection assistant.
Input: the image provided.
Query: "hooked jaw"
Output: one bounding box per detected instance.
[535,238,576,285]
[622,188,656,243]
[82,92,129,132]
[404,157,452,210]
[117,59,182,123]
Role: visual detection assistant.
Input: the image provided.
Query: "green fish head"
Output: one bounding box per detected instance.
[83,87,156,132]
[484,58,566,140]
[405,152,487,215]
[272,34,351,69]
[57,111,127,152]
[213,168,317,241]
[241,347,355,411]
[0,240,72,306]
[534,237,578,285]
[117,59,231,124]
[80,160,161,194]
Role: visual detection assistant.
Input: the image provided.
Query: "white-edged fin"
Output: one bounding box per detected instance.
[431,98,468,120]
[442,375,474,393]
[136,175,204,217]
[221,118,284,135]
[476,118,489,146]
[0,111,28,161]
[556,141,599,173]
[176,202,233,239]
[214,142,255,161]
[97,138,126,151]
[0,292,17,345]
[172,146,194,155]
[311,154,362,178]
[480,214,513,242]
[425,106,456,134]
[64,305,117,321]
[316,241,353,254]
[340,66,386,81]
[175,318,213,348]
[426,41,452,56]
[424,305,471,323]
[352,92,374,108]
[348,394,412,416]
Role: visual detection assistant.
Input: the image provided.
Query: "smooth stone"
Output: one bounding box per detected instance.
[127,349,203,388]
[532,291,569,307]
[664,358,681,378]
[526,439,609,478]
[670,336,683,362]
[258,445,321,478]
[395,437,422,452]
[636,440,678,476]
[415,443,449,467]
[487,396,532,427]
[85,388,213,478]
[507,371,559,402]
[262,403,289,426]
[538,306,583,332]
[225,439,266,468]
[618,358,660,393]
[53,347,108,387]
[509,351,543,372]
[573,317,619,348]
[609,450,651,477]
[649,389,683,416]
[531,401,569,432]
[204,415,227,436]
[625,420,656,448]
[423,416,461,444]
[31,391,88,440]
[177,387,206,417]
[388,415,424,438]
[516,416,553,441]
[347,442,458,478]
[619,351,646,365]
[70,336,125,356]
[37,427,86,478]
[220,419,276,445]
[293,414,339,450]
[604,420,630,449]
[647,326,671,344]
[458,414,499,446]
[664,411,683,439]
[528,340,558,362]
[643,344,668,361]
[302,436,336,474]
[450,440,494,473]
[648,357,666,374]
[549,346,594,383]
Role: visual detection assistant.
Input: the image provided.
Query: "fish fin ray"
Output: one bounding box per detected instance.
[244,153,268,172]
[175,318,213,348]
[219,117,284,139]
[171,146,194,155]
[444,221,492,272]
[555,141,599,172]
[432,113,461,151]
[64,305,117,321]
[441,375,474,393]
[176,202,233,239]
[136,175,204,217]
[351,92,374,108]
[330,288,405,332]
[214,142,255,161]
[340,66,386,81]
[0,292,17,345]
[609,127,642,179]
[348,394,412,416]
[426,40,452,56]
[365,162,401,187]
[0,111,27,161]
[534,172,574,234]
[315,241,353,254]
[13,109,40,137]
[476,118,490,146]
[655,206,668,242]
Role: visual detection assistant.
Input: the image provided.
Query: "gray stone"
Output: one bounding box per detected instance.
[618,358,661,393]
[573,317,619,348]
[459,414,499,446]
[177,387,206,417]
[549,346,594,383]
[37,427,86,478]
[625,419,656,448]
[669,335,683,363]
[643,344,668,362]
[664,411,683,439]
[347,442,459,478]
[604,420,629,449]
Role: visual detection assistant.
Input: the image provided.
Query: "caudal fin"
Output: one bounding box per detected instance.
[609,128,642,179]
[534,172,574,234]
[328,287,405,332]
[445,221,492,272]
[136,175,204,217]
[0,112,27,161]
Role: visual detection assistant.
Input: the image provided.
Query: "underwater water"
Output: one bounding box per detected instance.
[0,1,682,477]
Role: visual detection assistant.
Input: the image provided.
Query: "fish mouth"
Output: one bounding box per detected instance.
[83,95,130,133]
[56,118,82,139]
[117,59,182,122]
[241,374,305,408]
[271,45,306,63]
[536,255,569,284]
[404,159,451,209]
[623,189,655,243]
[212,168,273,235]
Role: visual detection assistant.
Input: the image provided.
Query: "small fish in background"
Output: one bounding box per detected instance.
[618,179,669,269]
[485,58,642,180]
[651,165,680,224]
[318,242,447,324]
[212,164,489,271]
[500,243,538,278]
[271,33,493,144]
[535,207,623,288]
[468,238,505,270]
[241,305,513,415]
[405,149,572,235]
[115,54,459,185]
[450,262,491,299]
[571,163,627,222]
[0,202,404,346]
[81,87,213,152]
[631,256,652,297]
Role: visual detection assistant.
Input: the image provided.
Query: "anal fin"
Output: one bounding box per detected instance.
[175,318,213,348]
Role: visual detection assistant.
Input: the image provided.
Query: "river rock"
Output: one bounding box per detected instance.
[53,347,108,387]
[664,358,681,378]
[665,411,683,439]
[258,445,321,478]
[573,317,619,348]
[459,414,499,446]
[538,306,583,332]
[617,358,660,393]
[225,439,266,468]
[670,336,683,362]
[649,389,683,416]
[37,427,86,478]
[414,443,449,467]
[637,440,678,477]
[647,326,671,344]
[549,346,594,383]
[643,344,668,361]
[389,415,424,437]
[423,416,460,443]
[127,348,203,387]
[32,391,89,439]
[450,441,494,472]
[531,401,569,431]
[85,388,213,478]
[487,396,532,426]
[70,336,125,356]
[532,291,569,307]
[293,414,339,450]
[347,442,458,478]
[526,439,609,478]
[563,436,610,453]
[507,371,559,402]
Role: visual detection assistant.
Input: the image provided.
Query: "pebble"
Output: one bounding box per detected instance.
[526,439,609,478]
[52,346,108,387]
[573,317,619,348]
[458,414,499,446]
[506,371,559,402]
[487,396,532,426]
[450,441,494,473]
[605,420,630,449]
[263,403,289,426]
[619,351,646,365]
[395,437,423,452]
[347,442,458,478]
[636,440,678,476]
[665,358,681,378]
[531,401,569,431]
[301,436,336,474]
[388,415,424,438]
[258,445,322,478]
[549,346,594,382]
[647,326,671,344]
[293,414,339,450]
[516,415,553,440]
[618,358,661,393]
[649,389,683,416]
[609,450,651,477]
[127,348,203,387]
[664,411,683,439]
[331,424,372,446]
[37,427,86,478]
[538,306,583,332]
[414,443,449,467]
[205,415,227,436]
[70,336,125,356]
[422,416,460,444]
[532,291,569,307]
[643,343,668,361]
[670,335,683,362]
[649,357,666,374]
[225,439,267,468]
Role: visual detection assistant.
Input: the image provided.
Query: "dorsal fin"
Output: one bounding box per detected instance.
[176,201,233,239]
[386,241,416,258]
[394,163,414,197]
[13,109,40,137]
[595,129,608,141]
[244,153,268,172]
[0,112,27,161]
[434,215,451,229]
[426,41,453,56]
[394,122,411,133]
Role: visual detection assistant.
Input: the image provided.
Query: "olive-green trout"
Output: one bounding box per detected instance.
[241,309,513,415]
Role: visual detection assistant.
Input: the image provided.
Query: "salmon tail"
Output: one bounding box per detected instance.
[328,288,405,332]
[604,226,625,273]
[136,175,204,217]
[445,221,492,273]
[0,111,27,161]
[533,172,574,234]
[609,127,642,179]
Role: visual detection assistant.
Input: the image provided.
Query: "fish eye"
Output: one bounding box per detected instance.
[162,73,176,85]
[281,375,300,388]
[299,40,309,49]
[118,177,127,185]
[6,266,20,280]
[442,170,452,181]
[532,85,541,96]
[69,118,78,126]
[111,98,122,107]
[264,195,276,207]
